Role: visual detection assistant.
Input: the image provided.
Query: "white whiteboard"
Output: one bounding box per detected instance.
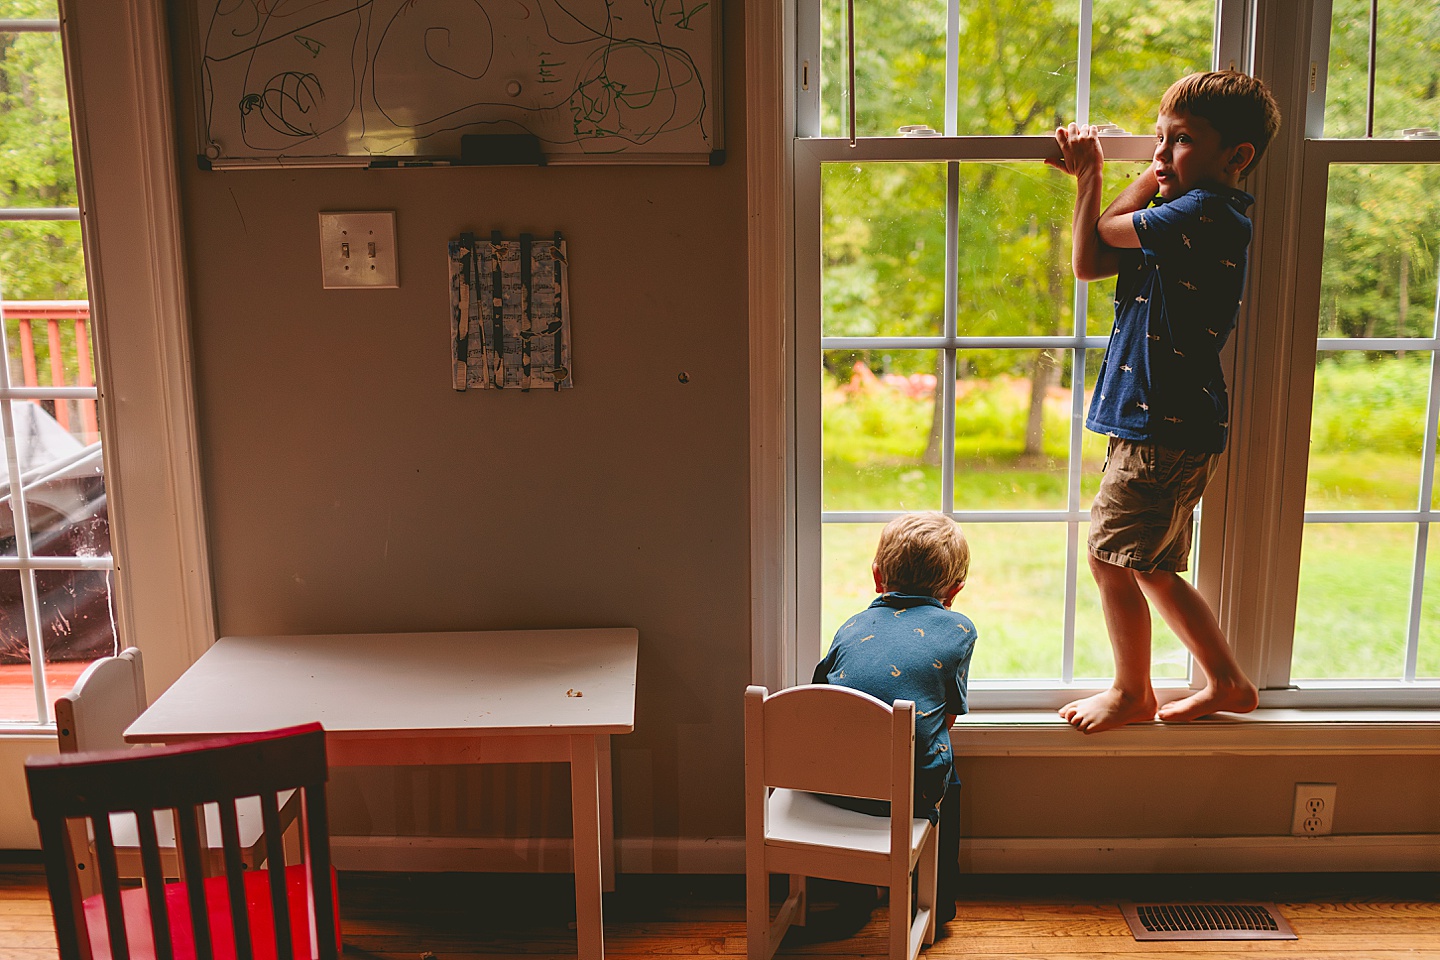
[196,0,723,166]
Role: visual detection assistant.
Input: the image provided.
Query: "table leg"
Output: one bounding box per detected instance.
[570,735,605,960]
[598,734,616,892]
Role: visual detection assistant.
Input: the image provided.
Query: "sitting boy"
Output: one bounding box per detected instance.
[811,511,977,923]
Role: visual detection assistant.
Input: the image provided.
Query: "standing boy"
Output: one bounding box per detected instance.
[813,511,976,921]
[1047,72,1280,733]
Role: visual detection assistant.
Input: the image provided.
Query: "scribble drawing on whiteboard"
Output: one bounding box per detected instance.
[200,0,719,162]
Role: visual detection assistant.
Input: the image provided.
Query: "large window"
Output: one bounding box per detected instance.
[1280,1,1440,692]
[795,0,1440,706]
[0,1,113,725]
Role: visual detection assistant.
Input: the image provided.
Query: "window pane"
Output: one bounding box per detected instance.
[1319,166,1440,340]
[821,522,886,655]
[1307,352,1428,512]
[824,349,942,513]
[952,1,1077,136]
[820,0,947,138]
[0,568,106,724]
[0,2,60,18]
[955,164,1071,337]
[0,400,106,556]
[0,29,76,210]
[1292,522,1412,680]
[1090,0,1214,136]
[36,567,115,672]
[1324,0,1440,139]
[962,522,1066,680]
[823,162,945,338]
[1073,523,1191,682]
[954,349,1069,510]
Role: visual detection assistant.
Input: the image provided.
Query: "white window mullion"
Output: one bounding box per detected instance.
[1075,0,1093,125]
[944,0,959,138]
[942,162,959,515]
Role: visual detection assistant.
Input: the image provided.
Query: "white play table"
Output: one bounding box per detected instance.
[125,628,639,960]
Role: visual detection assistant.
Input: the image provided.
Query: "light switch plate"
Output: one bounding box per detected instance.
[318,211,398,289]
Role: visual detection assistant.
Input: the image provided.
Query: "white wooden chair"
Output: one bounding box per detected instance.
[744,684,938,960]
[55,648,299,894]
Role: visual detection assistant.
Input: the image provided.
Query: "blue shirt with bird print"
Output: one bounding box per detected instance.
[813,593,977,820]
[1086,183,1254,454]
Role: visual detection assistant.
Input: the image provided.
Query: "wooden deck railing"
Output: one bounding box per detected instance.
[3,300,98,444]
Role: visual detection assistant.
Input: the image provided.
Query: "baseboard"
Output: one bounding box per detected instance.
[331,833,1440,874]
[331,835,743,874]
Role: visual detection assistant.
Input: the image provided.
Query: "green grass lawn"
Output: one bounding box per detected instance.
[820,355,1440,682]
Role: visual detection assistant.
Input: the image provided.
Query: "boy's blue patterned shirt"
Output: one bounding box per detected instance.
[1086,183,1254,454]
[815,593,977,813]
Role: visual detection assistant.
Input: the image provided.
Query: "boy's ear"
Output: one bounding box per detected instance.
[1227,142,1256,174]
[872,563,886,595]
[941,579,966,607]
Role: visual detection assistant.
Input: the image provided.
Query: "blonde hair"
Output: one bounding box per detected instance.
[873,512,970,599]
[1159,71,1282,174]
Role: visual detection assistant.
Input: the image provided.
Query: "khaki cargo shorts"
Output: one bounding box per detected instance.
[1088,438,1218,573]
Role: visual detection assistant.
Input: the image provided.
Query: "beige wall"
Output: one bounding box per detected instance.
[158,0,1440,869]
[167,1,750,849]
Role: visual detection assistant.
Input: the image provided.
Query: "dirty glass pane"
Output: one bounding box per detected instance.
[1307,352,1427,512]
[823,162,945,338]
[824,349,942,513]
[1324,0,1440,139]
[962,522,1067,680]
[820,0,947,138]
[1319,166,1440,341]
[954,350,1070,510]
[1292,523,1412,680]
[1089,0,1214,136]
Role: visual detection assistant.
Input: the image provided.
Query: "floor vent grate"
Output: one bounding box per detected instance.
[1120,902,1298,941]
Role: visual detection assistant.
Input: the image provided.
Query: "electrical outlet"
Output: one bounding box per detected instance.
[318,211,399,289]
[1291,782,1336,836]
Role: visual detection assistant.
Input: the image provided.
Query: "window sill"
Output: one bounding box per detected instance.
[954,708,1440,756]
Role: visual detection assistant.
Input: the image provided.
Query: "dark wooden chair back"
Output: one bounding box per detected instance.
[26,723,338,960]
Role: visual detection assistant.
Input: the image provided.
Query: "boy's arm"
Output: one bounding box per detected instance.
[1095,167,1158,250]
[1047,124,1120,281]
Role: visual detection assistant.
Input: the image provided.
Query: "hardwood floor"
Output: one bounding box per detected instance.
[3,868,1438,959]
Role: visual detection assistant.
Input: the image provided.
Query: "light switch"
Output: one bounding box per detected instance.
[318,211,399,289]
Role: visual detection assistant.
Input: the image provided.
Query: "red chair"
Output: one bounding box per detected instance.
[26,723,340,960]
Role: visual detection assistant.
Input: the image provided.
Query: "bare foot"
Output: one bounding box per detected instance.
[1058,687,1158,734]
[1157,681,1259,722]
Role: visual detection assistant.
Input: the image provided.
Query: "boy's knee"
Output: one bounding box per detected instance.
[1088,550,1128,579]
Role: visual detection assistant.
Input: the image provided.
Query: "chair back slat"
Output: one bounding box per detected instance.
[134,809,175,960]
[36,815,87,960]
[175,805,215,960]
[748,685,903,800]
[89,811,131,960]
[303,783,338,960]
[261,791,294,960]
[216,800,253,960]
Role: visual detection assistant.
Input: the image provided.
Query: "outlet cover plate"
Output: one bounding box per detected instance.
[319,211,398,289]
[1291,782,1337,835]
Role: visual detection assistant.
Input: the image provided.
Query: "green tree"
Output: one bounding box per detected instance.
[819,0,1209,466]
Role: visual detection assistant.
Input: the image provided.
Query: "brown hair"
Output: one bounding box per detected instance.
[873,512,970,599]
[1160,71,1282,175]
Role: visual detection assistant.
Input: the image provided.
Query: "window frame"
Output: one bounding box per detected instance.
[764,0,1440,710]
